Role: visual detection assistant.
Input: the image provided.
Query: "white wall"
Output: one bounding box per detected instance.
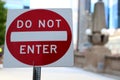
[30,0,72,8]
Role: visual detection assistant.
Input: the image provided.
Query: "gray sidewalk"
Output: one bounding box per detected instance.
[0,65,120,80]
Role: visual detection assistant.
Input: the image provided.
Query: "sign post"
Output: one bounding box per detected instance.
[33,66,41,80]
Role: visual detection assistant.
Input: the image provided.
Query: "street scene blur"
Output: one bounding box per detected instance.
[0,0,120,80]
[75,0,120,76]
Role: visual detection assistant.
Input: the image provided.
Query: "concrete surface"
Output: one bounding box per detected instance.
[0,65,120,80]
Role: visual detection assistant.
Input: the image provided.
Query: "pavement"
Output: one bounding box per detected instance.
[0,65,120,80]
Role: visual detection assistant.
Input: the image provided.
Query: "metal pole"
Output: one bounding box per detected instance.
[33,66,41,80]
[76,0,80,51]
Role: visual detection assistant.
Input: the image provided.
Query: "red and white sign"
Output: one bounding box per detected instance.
[4,9,73,67]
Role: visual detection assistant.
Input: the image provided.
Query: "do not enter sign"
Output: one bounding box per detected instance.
[4,9,73,67]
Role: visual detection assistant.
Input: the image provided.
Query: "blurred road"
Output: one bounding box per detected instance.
[0,65,120,80]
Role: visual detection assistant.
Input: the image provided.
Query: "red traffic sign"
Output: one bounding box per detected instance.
[6,9,72,66]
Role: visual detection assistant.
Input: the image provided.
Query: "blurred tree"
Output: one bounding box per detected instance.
[0,0,7,45]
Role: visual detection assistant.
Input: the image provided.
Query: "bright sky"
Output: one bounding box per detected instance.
[4,0,30,9]
[30,0,78,45]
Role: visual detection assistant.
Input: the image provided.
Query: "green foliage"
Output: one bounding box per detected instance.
[0,0,7,45]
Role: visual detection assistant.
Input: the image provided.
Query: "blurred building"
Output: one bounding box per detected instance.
[3,0,30,9]
[91,0,120,29]
[76,0,91,52]
[77,0,120,52]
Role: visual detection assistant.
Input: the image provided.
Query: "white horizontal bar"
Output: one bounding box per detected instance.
[11,31,67,42]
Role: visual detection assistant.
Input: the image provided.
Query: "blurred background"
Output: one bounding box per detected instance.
[0,0,120,80]
[1,0,120,55]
